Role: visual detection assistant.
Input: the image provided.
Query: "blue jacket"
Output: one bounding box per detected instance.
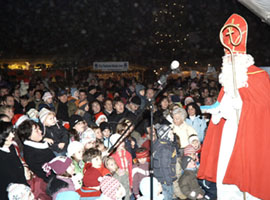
[185,116,207,142]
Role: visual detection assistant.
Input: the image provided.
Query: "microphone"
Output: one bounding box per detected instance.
[158,60,180,85]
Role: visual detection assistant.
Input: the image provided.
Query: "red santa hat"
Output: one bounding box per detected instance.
[94,112,108,126]
[221,13,248,55]
[12,114,29,128]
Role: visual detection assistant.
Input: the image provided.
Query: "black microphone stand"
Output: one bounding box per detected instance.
[108,72,169,200]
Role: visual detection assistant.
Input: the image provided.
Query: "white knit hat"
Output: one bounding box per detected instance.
[67,141,84,157]
[42,92,53,102]
[39,108,54,124]
[110,133,122,147]
[7,183,34,200]
[27,108,39,119]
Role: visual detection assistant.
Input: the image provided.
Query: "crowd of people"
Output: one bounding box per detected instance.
[0,73,220,200]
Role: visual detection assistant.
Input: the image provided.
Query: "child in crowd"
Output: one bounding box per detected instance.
[7,183,35,200]
[69,114,95,142]
[39,91,55,111]
[110,133,133,190]
[39,108,69,156]
[117,118,138,161]
[184,144,200,168]
[67,141,85,189]
[77,164,102,199]
[188,134,201,154]
[94,112,108,126]
[99,176,126,200]
[92,126,103,141]
[138,177,164,200]
[100,122,112,148]
[178,156,209,200]
[132,147,150,199]
[96,139,108,158]
[153,123,177,200]
[82,135,97,150]
[42,156,76,200]
[83,148,110,177]
[104,156,130,200]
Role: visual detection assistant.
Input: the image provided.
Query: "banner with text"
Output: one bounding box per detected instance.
[93,62,129,71]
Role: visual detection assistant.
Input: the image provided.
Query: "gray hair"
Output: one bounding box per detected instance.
[172,107,187,120]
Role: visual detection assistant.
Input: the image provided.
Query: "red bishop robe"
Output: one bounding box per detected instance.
[198,65,270,200]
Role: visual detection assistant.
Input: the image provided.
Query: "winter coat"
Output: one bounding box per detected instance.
[178,169,205,199]
[23,140,55,182]
[185,115,207,142]
[42,123,69,153]
[153,139,177,186]
[55,101,77,122]
[0,145,28,200]
[172,122,198,148]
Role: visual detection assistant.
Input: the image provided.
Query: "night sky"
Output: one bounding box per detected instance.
[0,0,269,69]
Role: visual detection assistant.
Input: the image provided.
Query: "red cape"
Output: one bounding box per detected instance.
[198,66,270,200]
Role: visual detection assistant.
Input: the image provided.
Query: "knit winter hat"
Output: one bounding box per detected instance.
[39,107,54,124]
[188,134,199,144]
[7,183,34,200]
[184,96,194,106]
[42,156,72,176]
[154,123,172,140]
[27,108,39,119]
[110,133,122,147]
[184,144,197,156]
[69,114,84,129]
[130,95,141,106]
[136,148,149,159]
[12,114,29,128]
[83,165,102,187]
[99,176,122,200]
[181,156,193,170]
[56,191,80,200]
[95,112,108,126]
[42,91,53,102]
[67,141,84,157]
[100,122,110,132]
[80,128,96,144]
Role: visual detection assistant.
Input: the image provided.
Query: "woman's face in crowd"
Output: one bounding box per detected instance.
[30,125,43,142]
[92,102,101,114]
[94,128,103,140]
[3,131,15,148]
[160,98,169,110]
[4,108,14,120]
[187,105,196,117]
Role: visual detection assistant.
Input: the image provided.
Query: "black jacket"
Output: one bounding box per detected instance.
[23,141,55,182]
[42,123,69,153]
[153,139,177,185]
[0,145,28,200]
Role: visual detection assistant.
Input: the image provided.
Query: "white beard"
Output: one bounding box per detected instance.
[219,54,254,98]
